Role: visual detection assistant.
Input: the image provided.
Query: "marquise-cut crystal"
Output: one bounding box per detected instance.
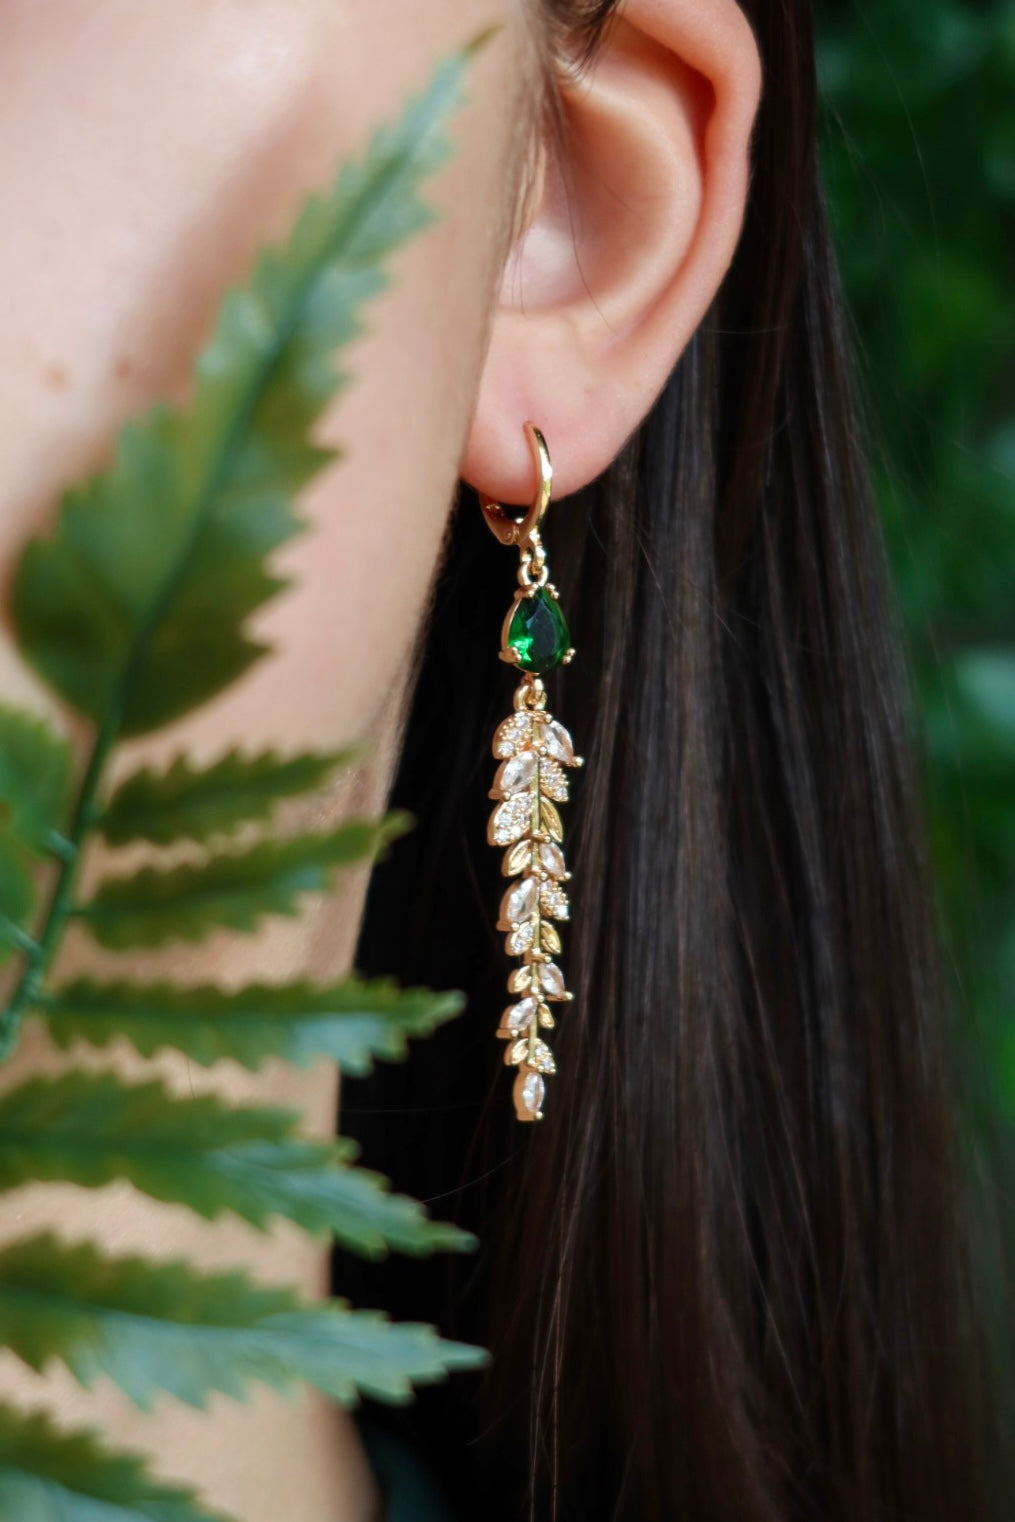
[520,1070,545,1116]
[499,752,537,794]
[503,877,538,925]
[504,997,537,1034]
[539,841,567,878]
[490,794,532,846]
[539,961,567,999]
[543,720,575,765]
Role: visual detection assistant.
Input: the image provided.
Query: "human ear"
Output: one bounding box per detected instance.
[461,0,762,502]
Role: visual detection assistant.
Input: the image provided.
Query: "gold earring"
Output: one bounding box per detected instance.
[481,424,583,1122]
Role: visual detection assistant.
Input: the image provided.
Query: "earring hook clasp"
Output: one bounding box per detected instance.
[479,422,553,548]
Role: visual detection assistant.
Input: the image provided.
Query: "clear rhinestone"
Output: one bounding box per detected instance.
[531,1039,557,1075]
[507,920,535,955]
[539,759,569,803]
[520,1070,545,1116]
[539,842,567,879]
[499,752,537,794]
[494,714,533,760]
[504,997,537,1034]
[539,961,567,999]
[540,881,570,920]
[490,794,532,846]
[503,877,538,925]
[543,720,575,765]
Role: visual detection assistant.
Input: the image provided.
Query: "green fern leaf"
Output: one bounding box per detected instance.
[74,814,408,950]
[0,705,72,850]
[308,1146,474,1259]
[0,835,37,963]
[0,1235,485,1410]
[0,1403,227,1522]
[11,52,470,738]
[36,976,463,1072]
[0,1072,472,1256]
[0,42,490,1456]
[98,746,362,847]
[0,705,72,961]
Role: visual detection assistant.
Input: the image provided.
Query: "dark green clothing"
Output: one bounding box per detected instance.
[359,1419,458,1522]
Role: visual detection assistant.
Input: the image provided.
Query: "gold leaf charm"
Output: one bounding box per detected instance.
[493,713,534,760]
[539,758,570,803]
[539,921,562,956]
[487,673,582,1122]
[489,794,533,847]
[530,1039,557,1075]
[540,880,569,921]
[503,840,533,877]
[539,798,564,843]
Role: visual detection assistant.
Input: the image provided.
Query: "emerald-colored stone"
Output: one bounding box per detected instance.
[507,588,570,674]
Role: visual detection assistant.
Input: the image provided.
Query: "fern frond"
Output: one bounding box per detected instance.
[35,976,464,1073]
[0,836,37,962]
[0,704,72,961]
[0,1235,485,1410]
[0,1072,473,1255]
[0,1403,228,1522]
[0,705,72,850]
[289,1141,475,1259]
[98,747,362,846]
[74,815,409,950]
[0,39,489,1487]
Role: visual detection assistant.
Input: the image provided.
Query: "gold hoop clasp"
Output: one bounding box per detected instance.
[479,422,553,548]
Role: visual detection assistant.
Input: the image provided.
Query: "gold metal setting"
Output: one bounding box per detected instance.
[479,422,553,547]
[483,424,582,1122]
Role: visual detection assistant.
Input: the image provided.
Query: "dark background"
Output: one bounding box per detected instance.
[818,0,1015,1437]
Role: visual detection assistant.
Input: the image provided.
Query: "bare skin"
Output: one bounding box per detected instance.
[0,1,760,1517]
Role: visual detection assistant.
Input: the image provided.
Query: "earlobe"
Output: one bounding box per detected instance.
[461,0,761,503]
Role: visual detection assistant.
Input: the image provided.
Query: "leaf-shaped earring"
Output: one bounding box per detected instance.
[482,425,583,1122]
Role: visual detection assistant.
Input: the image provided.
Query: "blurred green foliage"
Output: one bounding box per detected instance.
[817,2,1015,1148]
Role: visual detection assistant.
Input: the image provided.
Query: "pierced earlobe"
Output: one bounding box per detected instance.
[462,0,762,503]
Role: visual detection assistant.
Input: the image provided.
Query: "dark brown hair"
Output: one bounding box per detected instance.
[342,1,992,1518]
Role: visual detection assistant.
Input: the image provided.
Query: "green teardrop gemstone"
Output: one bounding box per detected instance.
[507,588,571,675]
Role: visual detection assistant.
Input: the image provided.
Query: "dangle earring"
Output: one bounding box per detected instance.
[482,423,583,1122]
